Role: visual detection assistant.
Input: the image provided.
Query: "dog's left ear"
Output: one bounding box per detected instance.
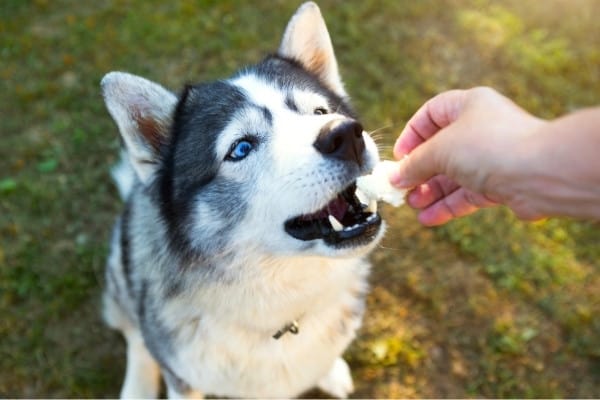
[279,2,346,97]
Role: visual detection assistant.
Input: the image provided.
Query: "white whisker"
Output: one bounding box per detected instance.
[368,125,393,137]
[376,243,403,251]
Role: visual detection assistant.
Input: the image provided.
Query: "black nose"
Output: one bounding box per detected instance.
[313,119,365,166]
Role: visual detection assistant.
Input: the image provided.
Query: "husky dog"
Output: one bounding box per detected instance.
[102,2,384,398]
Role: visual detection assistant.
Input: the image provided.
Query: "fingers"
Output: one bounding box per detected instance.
[413,184,498,226]
[393,89,468,158]
[406,175,459,209]
[389,136,443,189]
[390,89,470,189]
[391,87,505,226]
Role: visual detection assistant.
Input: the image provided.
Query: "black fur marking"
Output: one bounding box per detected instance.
[138,280,192,392]
[249,54,357,119]
[285,94,299,112]
[260,105,273,125]
[120,201,134,297]
[163,277,184,299]
[156,82,250,259]
[136,280,148,325]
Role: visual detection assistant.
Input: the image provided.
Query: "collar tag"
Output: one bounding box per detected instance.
[272,320,300,340]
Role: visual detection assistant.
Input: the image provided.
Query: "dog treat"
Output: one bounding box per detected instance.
[356,160,407,207]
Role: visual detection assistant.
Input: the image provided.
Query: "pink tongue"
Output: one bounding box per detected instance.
[327,195,348,221]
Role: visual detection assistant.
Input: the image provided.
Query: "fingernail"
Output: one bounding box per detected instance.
[389,170,411,188]
[389,169,401,185]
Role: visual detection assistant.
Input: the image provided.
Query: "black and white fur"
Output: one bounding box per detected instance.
[102,2,384,398]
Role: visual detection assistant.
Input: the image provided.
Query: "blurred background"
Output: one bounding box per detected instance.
[1,0,598,397]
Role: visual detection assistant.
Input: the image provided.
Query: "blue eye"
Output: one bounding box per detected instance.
[227,139,254,161]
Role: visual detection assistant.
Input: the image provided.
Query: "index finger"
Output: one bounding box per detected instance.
[393,89,468,158]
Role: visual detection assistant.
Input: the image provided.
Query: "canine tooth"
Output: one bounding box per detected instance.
[328,215,344,232]
[355,187,369,205]
[367,199,378,214]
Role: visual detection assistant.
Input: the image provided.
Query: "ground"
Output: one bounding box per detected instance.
[0,0,599,397]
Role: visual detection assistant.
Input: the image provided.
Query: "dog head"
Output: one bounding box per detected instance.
[102,2,384,260]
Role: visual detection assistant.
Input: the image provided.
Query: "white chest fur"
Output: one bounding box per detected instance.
[160,257,370,398]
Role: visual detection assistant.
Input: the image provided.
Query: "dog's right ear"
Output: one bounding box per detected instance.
[101,71,177,184]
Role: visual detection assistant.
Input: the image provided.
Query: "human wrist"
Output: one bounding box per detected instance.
[485,117,549,219]
[498,108,600,220]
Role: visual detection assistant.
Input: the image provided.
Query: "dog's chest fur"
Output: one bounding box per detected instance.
[161,257,369,397]
[105,191,370,397]
[107,195,369,397]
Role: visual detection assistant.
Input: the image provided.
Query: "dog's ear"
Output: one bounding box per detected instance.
[279,2,346,97]
[101,72,177,184]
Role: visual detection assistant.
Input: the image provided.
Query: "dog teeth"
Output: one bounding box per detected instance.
[328,215,344,232]
[355,187,369,206]
[367,199,377,214]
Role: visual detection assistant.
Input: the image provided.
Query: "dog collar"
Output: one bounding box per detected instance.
[272,320,299,339]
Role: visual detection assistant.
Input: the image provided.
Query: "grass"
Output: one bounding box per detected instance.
[1,0,599,397]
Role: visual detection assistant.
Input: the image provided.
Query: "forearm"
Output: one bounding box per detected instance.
[505,107,600,220]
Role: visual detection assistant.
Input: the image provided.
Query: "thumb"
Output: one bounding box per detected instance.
[389,135,445,189]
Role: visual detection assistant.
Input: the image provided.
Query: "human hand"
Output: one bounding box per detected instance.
[390,87,546,225]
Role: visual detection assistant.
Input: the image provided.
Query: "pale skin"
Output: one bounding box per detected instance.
[390,86,600,226]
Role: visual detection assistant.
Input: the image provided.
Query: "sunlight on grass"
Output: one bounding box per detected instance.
[1,0,598,397]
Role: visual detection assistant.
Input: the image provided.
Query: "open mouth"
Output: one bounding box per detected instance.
[284,182,382,247]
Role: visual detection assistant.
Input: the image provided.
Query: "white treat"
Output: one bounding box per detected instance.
[356,160,407,207]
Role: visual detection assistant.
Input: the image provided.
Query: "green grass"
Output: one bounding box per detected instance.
[1,0,599,397]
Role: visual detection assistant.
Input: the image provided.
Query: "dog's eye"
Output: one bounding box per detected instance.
[227,139,254,161]
[314,107,328,115]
